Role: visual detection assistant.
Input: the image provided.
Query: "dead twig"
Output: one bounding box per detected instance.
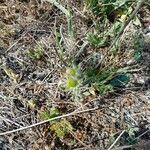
[0,107,98,136]
[108,130,125,150]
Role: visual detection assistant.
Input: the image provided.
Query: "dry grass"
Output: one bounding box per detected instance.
[0,0,150,150]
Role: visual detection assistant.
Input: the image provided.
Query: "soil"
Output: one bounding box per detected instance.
[0,0,150,150]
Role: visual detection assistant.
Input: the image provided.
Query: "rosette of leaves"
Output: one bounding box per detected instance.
[27,46,44,60]
[50,119,73,139]
[39,108,73,139]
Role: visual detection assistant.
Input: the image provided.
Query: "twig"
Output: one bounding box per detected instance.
[108,130,125,150]
[0,107,98,136]
[110,0,145,48]
[113,129,150,150]
[134,129,150,140]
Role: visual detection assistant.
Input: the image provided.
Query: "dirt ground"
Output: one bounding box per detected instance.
[0,0,150,150]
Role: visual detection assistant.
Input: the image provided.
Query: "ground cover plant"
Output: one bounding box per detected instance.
[0,0,150,149]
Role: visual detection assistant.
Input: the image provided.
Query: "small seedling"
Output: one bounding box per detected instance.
[39,108,73,139]
[27,46,44,60]
[39,108,59,121]
[87,33,107,47]
[50,119,73,139]
[27,99,36,110]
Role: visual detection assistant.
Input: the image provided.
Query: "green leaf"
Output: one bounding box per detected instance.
[39,108,59,120]
[109,74,130,87]
[50,119,73,139]
[65,65,79,89]
[27,46,44,60]
[96,84,114,94]
[87,33,107,47]
[66,77,78,89]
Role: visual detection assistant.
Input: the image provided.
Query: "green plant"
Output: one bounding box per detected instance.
[55,25,64,55]
[27,46,44,60]
[80,63,130,94]
[65,65,80,89]
[85,0,98,9]
[126,127,139,145]
[109,127,139,148]
[39,108,59,121]
[87,20,123,50]
[50,119,73,139]
[85,0,135,50]
[63,49,130,95]
[87,32,108,47]
[85,0,132,17]
[84,0,100,15]
[39,108,73,139]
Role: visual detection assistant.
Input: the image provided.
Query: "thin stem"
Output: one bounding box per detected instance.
[0,107,98,136]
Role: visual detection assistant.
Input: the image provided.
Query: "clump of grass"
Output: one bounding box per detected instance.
[85,0,132,18]
[87,32,108,47]
[64,59,130,96]
[81,65,129,94]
